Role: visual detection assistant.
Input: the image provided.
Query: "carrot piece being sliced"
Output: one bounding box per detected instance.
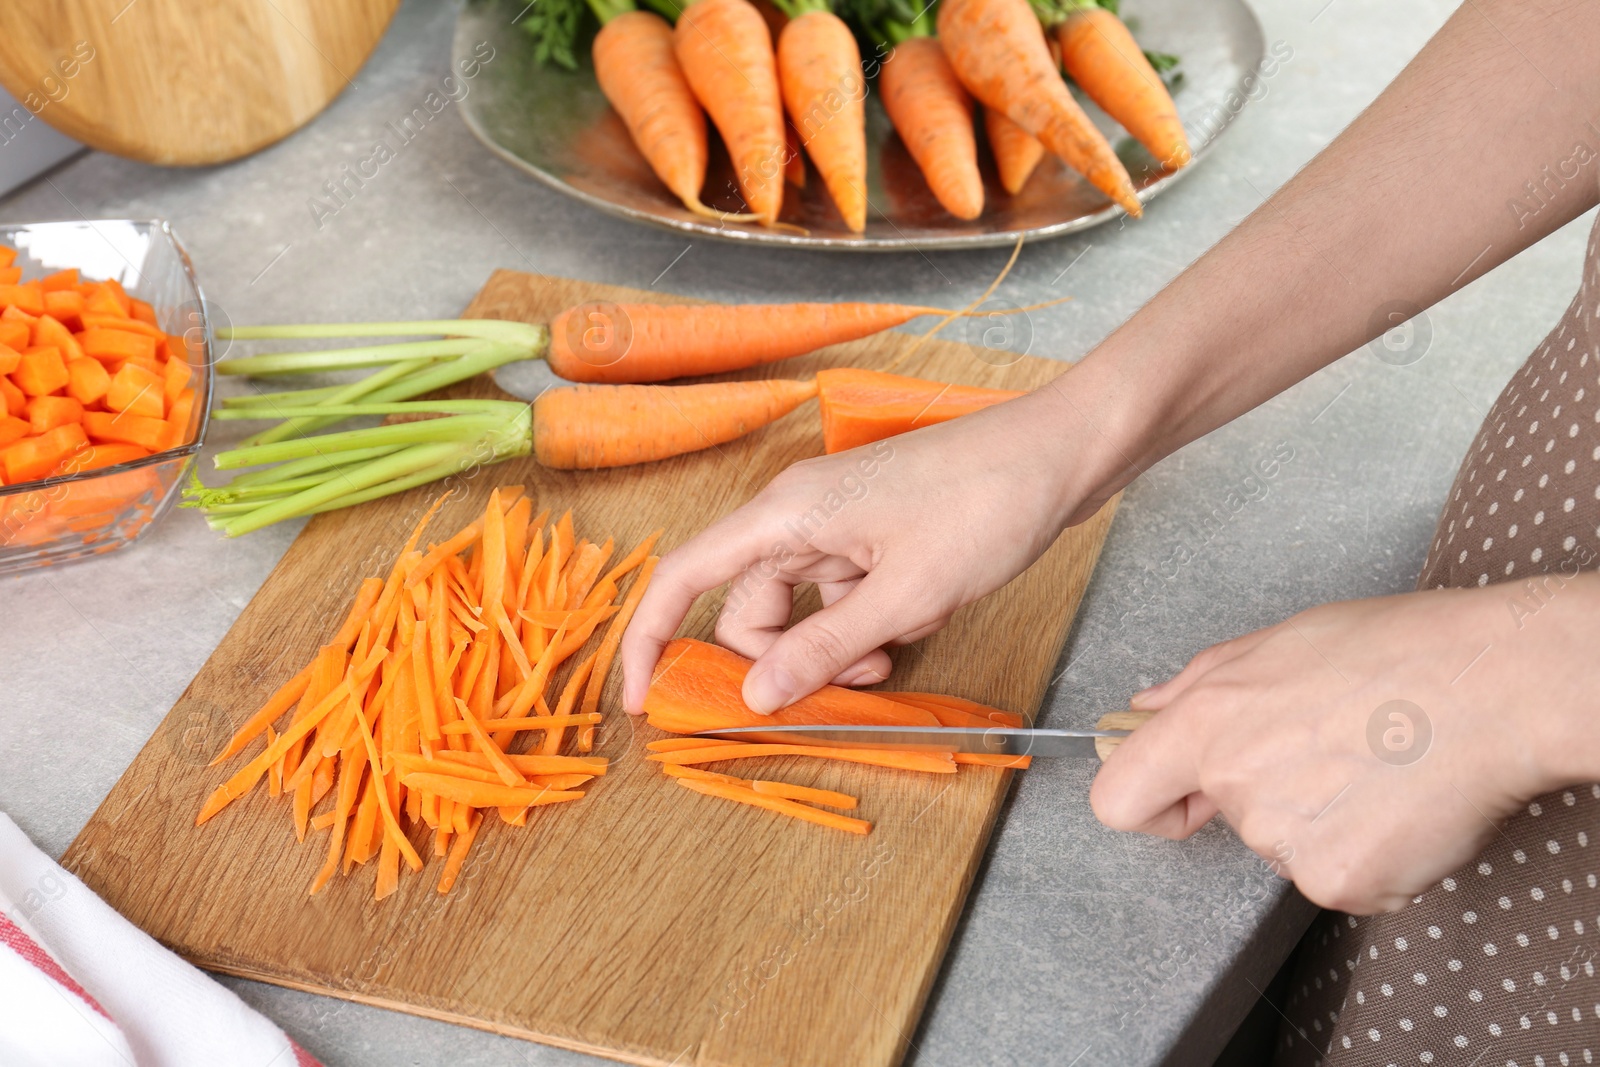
[648,743,956,774]
[675,777,871,834]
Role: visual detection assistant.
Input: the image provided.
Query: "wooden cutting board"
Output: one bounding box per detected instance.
[0,0,398,165]
[63,271,1119,1067]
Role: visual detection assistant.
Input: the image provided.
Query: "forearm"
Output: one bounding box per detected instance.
[1028,0,1600,505]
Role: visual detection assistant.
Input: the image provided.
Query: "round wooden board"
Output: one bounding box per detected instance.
[0,0,400,166]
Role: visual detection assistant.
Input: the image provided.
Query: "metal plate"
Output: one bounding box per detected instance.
[454,0,1265,251]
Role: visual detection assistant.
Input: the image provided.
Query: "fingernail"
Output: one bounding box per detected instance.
[1128,685,1161,710]
[745,667,798,715]
[839,665,886,687]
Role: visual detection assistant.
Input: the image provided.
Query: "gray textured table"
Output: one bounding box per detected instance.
[3,1,1590,1063]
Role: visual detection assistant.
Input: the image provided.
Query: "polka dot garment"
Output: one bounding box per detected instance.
[1276,212,1600,1065]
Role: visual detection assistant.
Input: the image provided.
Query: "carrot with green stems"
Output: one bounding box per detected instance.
[984,106,1045,194]
[1043,0,1190,170]
[937,0,1141,216]
[873,13,984,221]
[674,0,787,224]
[587,0,764,220]
[771,0,868,231]
[533,379,816,469]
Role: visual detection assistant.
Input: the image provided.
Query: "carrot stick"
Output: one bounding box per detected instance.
[675,777,871,834]
[952,752,1033,768]
[436,809,483,894]
[578,556,658,749]
[310,744,366,895]
[440,712,600,735]
[776,9,867,231]
[541,652,597,756]
[351,700,424,872]
[452,696,526,787]
[674,0,786,223]
[398,773,586,809]
[659,763,745,784]
[750,778,859,809]
[430,750,608,775]
[592,528,662,600]
[1053,4,1190,169]
[209,576,383,764]
[648,743,956,774]
[266,727,282,796]
[646,737,747,752]
[937,0,1141,215]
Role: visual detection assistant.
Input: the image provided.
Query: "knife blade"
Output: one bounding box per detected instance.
[690,724,1130,759]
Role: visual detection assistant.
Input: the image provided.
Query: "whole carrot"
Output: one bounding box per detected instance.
[983,106,1045,195]
[937,0,1141,216]
[879,34,983,221]
[1050,2,1190,169]
[674,0,787,224]
[774,4,868,231]
[532,378,818,468]
[590,6,720,217]
[548,299,980,382]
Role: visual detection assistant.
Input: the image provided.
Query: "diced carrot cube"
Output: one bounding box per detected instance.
[0,343,17,376]
[1,422,87,483]
[66,358,111,406]
[83,410,168,451]
[32,314,85,363]
[0,284,44,316]
[162,356,191,410]
[26,395,83,433]
[130,298,157,327]
[13,347,69,397]
[55,442,149,473]
[101,280,133,315]
[38,269,79,293]
[80,313,163,338]
[0,267,20,285]
[106,362,164,418]
[0,415,28,447]
[165,389,195,448]
[79,327,156,363]
[0,376,24,417]
[0,321,27,350]
[0,246,15,269]
[43,290,84,329]
[83,285,127,318]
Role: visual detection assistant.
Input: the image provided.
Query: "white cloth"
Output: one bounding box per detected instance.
[0,813,317,1067]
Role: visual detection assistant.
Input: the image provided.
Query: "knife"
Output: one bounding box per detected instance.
[692,709,1155,760]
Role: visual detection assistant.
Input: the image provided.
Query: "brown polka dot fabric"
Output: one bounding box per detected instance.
[1275,213,1600,1066]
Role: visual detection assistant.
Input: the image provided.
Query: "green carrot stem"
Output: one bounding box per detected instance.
[225,444,403,488]
[223,383,351,408]
[213,414,507,470]
[218,441,470,537]
[238,356,438,448]
[212,400,521,422]
[218,339,488,377]
[220,320,546,346]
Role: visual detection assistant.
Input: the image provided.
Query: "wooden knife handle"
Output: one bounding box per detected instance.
[1093,708,1156,761]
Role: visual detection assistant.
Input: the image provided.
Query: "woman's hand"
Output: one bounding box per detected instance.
[1091,576,1600,914]
[620,382,1134,715]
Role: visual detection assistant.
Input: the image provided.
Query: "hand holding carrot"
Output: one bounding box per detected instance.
[620,382,1130,714]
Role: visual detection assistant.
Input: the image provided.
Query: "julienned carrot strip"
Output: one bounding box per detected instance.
[351,700,423,873]
[436,809,482,894]
[951,753,1033,768]
[452,696,525,787]
[578,556,657,750]
[399,773,586,809]
[310,743,365,894]
[552,607,617,663]
[495,621,568,721]
[209,576,384,764]
[440,712,600,735]
[646,737,747,752]
[675,777,871,835]
[541,651,597,756]
[749,779,859,810]
[659,763,743,784]
[647,743,956,774]
[430,750,608,775]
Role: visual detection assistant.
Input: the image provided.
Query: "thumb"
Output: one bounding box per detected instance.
[742,570,924,713]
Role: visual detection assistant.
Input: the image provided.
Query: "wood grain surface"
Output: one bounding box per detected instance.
[63,271,1119,1067]
[0,0,397,165]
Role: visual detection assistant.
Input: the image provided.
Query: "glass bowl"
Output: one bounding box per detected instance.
[0,220,213,575]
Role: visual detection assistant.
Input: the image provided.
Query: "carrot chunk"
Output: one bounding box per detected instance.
[2,422,87,483]
[83,410,168,450]
[12,347,69,397]
[0,284,44,316]
[66,358,111,406]
[26,395,83,434]
[106,362,165,417]
[80,327,157,363]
